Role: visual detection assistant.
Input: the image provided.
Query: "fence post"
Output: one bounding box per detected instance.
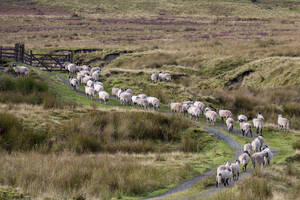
[0,46,2,64]
[30,50,33,66]
[20,43,25,63]
[69,51,73,63]
[15,43,20,62]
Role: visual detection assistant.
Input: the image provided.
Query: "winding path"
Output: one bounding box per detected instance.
[56,74,276,200]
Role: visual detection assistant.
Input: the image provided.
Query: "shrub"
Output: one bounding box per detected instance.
[292,140,300,150]
[237,177,272,200]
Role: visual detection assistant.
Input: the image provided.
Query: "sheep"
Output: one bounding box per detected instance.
[216,163,231,187]
[66,63,77,74]
[125,88,133,95]
[117,89,124,99]
[120,92,132,105]
[147,97,160,110]
[12,64,30,76]
[151,72,158,83]
[205,110,218,125]
[230,160,240,181]
[158,72,171,81]
[69,78,79,90]
[76,73,84,83]
[98,91,109,104]
[226,117,234,132]
[188,106,201,120]
[132,96,138,105]
[81,65,91,71]
[94,83,104,93]
[205,107,212,113]
[238,151,251,172]
[278,114,289,132]
[136,97,148,109]
[90,67,101,74]
[238,114,248,122]
[253,118,264,136]
[257,136,264,149]
[170,103,182,113]
[112,87,120,97]
[262,145,273,166]
[81,75,92,85]
[251,137,262,153]
[92,70,100,81]
[194,101,205,114]
[181,101,193,115]
[243,142,252,155]
[251,151,268,169]
[84,86,95,98]
[137,94,147,99]
[86,80,94,88]
[240,122,252,137]
[219,110,232,121]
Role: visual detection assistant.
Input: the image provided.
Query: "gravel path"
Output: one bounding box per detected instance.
[56,74,276,200]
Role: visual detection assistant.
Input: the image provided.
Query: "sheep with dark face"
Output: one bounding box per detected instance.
[98,91,109,104]
[238,114,248,122]
[251,137,262,153]
[12,64,30,76]
[188,106,201,120]
[205,110,218,125]
[240,122,253,137]
[69,78,79,90]
[194,101,205,114]
[216,162,232,187]
[262,145,273,166]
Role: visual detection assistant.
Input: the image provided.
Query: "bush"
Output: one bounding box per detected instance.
[237,177,272,200]
[292,139,300,150]
[0,112,48,151]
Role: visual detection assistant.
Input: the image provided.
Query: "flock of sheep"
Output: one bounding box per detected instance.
[65,62,161,108]
[216,135,273,187]
[151,72,171,83]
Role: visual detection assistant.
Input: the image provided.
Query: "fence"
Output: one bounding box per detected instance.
[0,43,73,71]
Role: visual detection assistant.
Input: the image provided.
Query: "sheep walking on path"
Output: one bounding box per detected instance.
[238,151,251,172]
[226,117,234,132]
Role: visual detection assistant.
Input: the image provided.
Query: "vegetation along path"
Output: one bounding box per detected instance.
[56,74,278,199]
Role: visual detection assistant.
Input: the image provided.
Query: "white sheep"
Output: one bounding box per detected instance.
[230,160,240,181]
[92,70,100,81]
[240,122,252,137]
[257,136,264,150]
[251,151,268,169]
[170,103,182,113]
[137,97,148,109]
[243,142,252,155]
[112,87,120,97]
[252,118,264,136]
[147,97,160,110]
[81,75,92,85]
[86,80,94,88]
[120,92,132,105]
[219,110,232,121]
[238,151,251,172]
[158,72,171,81]
[132,96,138,105]
[216,163,231,187]
[137,94,147,99]
[98,91,109,104]
[278,114,289,132]
[66,63,77,74]
[91,67,101,74]
[117,89,124,99]
[226,117,234,132]
[84,86,95,98]
[262,145,273,166]
[12,65,30,76]
[251,137,262,153]
[205,110,218,125]
[151,72,158,83]
[188,106,201,120]
[81,65,91,71]
[205,107,212,113]
[181,101,193,115]
[238,114,248,122]
[194,101,205,114]
[94,83,104,93]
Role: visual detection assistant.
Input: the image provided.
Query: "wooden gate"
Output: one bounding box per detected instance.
[0,43,73,72]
